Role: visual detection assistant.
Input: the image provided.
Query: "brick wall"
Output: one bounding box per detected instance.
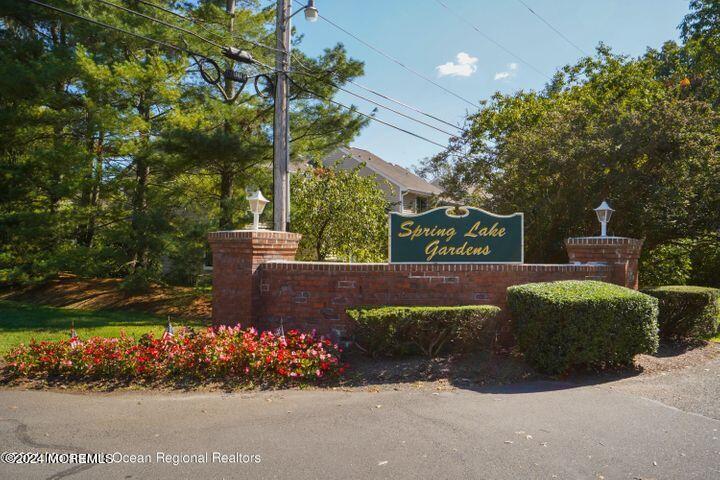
[565,237,643,289]
[255,262,613,340]
[208,230,302,327]
[208,231,642,341]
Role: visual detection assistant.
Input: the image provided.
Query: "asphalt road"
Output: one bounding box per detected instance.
[1,368,719,480]
[611,357,720,421]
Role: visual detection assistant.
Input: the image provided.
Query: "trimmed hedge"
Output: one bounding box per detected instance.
[507,281,659,374]
[346,305,501,358]
[641,286,720,340]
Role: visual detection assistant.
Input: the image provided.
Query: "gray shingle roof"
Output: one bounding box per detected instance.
[325,147,443,196]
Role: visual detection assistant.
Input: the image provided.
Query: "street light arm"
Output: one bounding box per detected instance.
[286,7,306,20]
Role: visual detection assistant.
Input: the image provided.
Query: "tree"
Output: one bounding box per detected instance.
[0,0,370,286]
[421,46,720,270]
[291,164,389,262]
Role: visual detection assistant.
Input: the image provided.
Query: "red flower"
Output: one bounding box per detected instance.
[4,326,346,385]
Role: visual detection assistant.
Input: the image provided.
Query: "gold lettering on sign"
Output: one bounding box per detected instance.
[464,221,506,238]
[397,220,456,242]
[425,240,491,261]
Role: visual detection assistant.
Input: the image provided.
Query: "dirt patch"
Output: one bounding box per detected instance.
[338,341,720,392]
[0,274,211,321]
[564,340,720,386]
[634,340,720,373]
[337,350,540,391]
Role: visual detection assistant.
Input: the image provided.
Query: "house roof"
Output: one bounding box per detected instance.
[325,147,443,196]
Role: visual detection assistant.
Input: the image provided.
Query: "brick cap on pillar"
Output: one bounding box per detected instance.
[565,236,643,246]
[208,230,302,242]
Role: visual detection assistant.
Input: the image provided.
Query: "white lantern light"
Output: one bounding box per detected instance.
[594,200,614,237]
[247,190,269,231]
[304,0,319,22]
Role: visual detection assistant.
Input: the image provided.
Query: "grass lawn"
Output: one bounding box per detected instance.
[0,300,207,355]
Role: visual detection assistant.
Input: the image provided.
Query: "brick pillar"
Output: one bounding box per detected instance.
[565,237,643,289]
[207,230,301,327]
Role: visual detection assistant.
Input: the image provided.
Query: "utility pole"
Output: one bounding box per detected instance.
[225,0,236,99]
[219,0,237,231]
[273,0,291,231]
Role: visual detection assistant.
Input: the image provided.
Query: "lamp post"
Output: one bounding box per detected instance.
[594,200,614,237]
[273,0,319,232]
[248,190,270,230]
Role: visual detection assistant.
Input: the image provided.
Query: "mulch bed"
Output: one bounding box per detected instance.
[0,274,211,321]
[3,341,717,394]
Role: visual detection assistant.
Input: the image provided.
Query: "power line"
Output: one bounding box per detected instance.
[94,0,277,74]
[26,0,203,56]
[431,0,552,80]
[103,0,455,134]
[136,0,465,134]
[291,52,463,132]
[25,0,273,103]
[518,0,588,55]
[516,0,588,56]
[292,70,459,137]
[346,79,463,131]
[291,0,479,109]
[146,0,466,134]
[95,0,223,49]
[130,1,279,73]
[135,0,285,55]
[290,77,449,150]
[30,0,462,148]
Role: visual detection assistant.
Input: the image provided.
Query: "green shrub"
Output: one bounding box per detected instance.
[640,235,720,289]
[346,305,501,358]
[641,286,720,340]
[640,240,693,287]
[688,235,720,288]
[507,281,659,374]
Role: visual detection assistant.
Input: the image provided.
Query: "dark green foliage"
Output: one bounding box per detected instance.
[641,286,720,340]
[641,240,694,287]
[0,1,367,287]
[640,235,720,288]
[346,305,501,358]
[419,3,720,279]
[507,281,659,374]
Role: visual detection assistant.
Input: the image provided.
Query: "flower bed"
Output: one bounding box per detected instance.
[4,325,345,386]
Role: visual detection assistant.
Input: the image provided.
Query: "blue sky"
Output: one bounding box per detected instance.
[293,0,691,171]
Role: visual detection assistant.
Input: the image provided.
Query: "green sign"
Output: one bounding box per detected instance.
[389,206,523,263]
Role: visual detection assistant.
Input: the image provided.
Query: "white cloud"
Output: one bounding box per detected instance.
[436,52,478,78]
[494,62,519,81]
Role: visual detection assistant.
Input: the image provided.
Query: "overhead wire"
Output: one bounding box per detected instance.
[26,0,273,103]
[516,0,588,56]
[291,52,463,132]
[26,0,204,56]
[431,0,552,80]
[135,0,285,55]
[134,0,465,134]
[291,0,480,108]
[95,0,224,49]
[345,79,463,131]
[292,70,459,137]
[290,77,449,150]
[29,0,463,152]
